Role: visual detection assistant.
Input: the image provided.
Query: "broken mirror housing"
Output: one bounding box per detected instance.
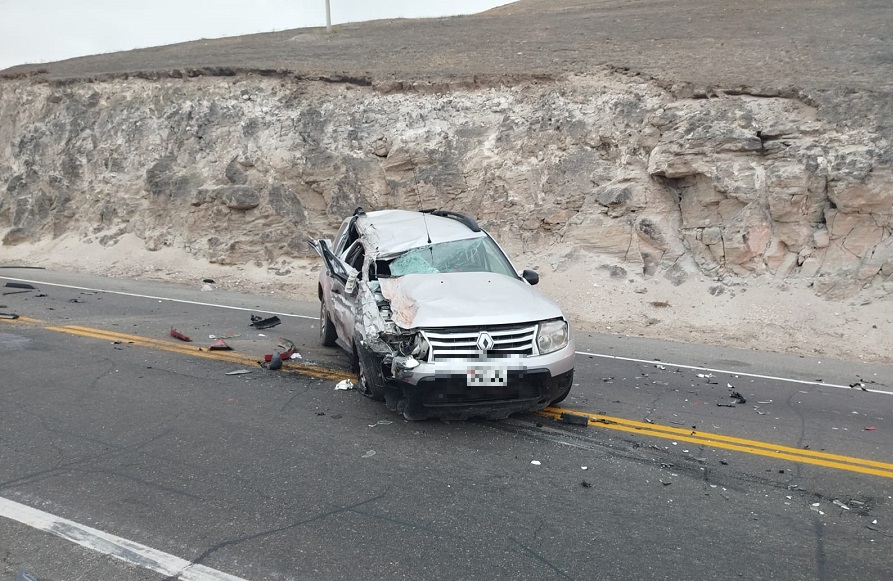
[312,208,575,420]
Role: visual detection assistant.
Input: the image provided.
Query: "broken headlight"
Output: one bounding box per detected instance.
[536,319,569,355]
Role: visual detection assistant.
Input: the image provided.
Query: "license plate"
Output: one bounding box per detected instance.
[467,366,508,387]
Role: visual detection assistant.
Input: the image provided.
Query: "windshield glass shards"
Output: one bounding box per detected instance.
[384,237,517,278]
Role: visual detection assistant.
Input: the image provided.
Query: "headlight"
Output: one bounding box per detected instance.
[536,319,569,355]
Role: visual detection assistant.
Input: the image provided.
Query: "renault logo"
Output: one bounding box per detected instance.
[476,332,495,352]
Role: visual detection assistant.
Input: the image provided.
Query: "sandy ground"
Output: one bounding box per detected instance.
[2,234,890,365]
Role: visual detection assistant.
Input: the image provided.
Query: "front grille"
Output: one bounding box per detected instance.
[421,324,537,361]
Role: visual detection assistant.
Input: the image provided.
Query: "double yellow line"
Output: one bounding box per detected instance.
[5,316,893,479]
[540,407,893,479]
[45,323,355,382]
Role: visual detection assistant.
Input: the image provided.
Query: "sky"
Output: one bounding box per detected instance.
[0,0,513,70]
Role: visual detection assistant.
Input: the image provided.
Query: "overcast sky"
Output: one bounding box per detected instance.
[0,0,513,70]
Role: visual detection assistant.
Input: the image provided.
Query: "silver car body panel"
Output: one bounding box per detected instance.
[378,272,563,329]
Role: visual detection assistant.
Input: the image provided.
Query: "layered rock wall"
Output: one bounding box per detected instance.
[1,71,891,297]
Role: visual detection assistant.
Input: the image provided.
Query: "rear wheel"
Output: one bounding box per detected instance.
[319,301,337,347]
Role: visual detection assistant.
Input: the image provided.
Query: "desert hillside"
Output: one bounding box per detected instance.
[1,0,892,363]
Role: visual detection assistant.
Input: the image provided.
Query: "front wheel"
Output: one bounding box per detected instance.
[320,301,337,347]
[353,339,387,401]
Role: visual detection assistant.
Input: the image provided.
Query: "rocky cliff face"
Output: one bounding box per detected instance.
[1,70,891,298]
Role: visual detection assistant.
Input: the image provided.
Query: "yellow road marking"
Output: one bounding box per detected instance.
[46,325,354,382]
[0,316,43,324]
[10,319,893,479]
[541,407,893,479]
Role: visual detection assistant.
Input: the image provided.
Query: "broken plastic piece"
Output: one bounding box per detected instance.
[335,379,354,390]
[268,352,283,370]
[170,328,192,342]
[4,282,35,289]
[208,339,231,351]
[561,412,590,426]
[865,426,877,431]
[530,460,541,466]
[250,314,281,329]
[362,450,376,458]
[0,313,19,320]
[225,369,252,375]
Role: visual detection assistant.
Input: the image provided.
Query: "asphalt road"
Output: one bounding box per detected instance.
[1,268,892,581]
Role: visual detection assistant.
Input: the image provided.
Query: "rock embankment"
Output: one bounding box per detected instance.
[1,71,891,299]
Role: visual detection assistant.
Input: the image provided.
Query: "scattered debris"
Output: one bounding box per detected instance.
[581,481,593,488]
[201,284,213,292]
[2,289,31,296]
[335,379,354,390]
[170,328,192,342]
[660,480,672,486]
[250,314,281,329]
[208,339,231,351]
[268,352,282,370]
[4,282,35,290]
[530,460,541,466]
[368,420,393,427]
[581,466,588,470]
[832,500,851,510]
[850,382,865,389]
[361,450,376,458]
[0,313,18,320]
[561,412,589,426]
[203,278,215,284]
[209,332,241,340]
[865,426,877,431]
[225,369,252,375]
[730,391,747,404]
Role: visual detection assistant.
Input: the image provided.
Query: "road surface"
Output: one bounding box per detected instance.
[1,268,892,581]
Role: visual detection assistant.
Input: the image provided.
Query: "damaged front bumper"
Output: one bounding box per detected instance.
[387,344,576,420]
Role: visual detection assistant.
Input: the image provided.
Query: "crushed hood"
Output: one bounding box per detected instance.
[378,272,564,329]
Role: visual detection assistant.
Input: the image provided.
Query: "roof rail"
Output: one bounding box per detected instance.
[423,209,481,232]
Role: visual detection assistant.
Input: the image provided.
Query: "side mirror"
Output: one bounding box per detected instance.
[522,269,539,286]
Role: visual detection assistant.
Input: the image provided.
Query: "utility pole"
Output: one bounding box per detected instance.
[325,0,332,32]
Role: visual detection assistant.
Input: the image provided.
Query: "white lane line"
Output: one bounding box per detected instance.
[575,350,893,396]
[0,276,315,320]
[5,275,888,395]
[0,496,248,581]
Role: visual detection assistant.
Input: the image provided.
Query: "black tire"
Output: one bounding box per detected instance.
[353,339,387,401]
[320,301,337,347]
[549,371,574,405]
[549,384,572,406]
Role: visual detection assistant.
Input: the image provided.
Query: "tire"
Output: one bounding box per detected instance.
[549,384,572,405]
[319,301,337,347]
[549,371,574,405]
[353,339,387,401]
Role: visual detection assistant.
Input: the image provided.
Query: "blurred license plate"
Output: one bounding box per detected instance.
[467,366,508,387]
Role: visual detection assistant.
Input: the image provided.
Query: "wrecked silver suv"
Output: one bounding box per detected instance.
[311,208,575,420]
